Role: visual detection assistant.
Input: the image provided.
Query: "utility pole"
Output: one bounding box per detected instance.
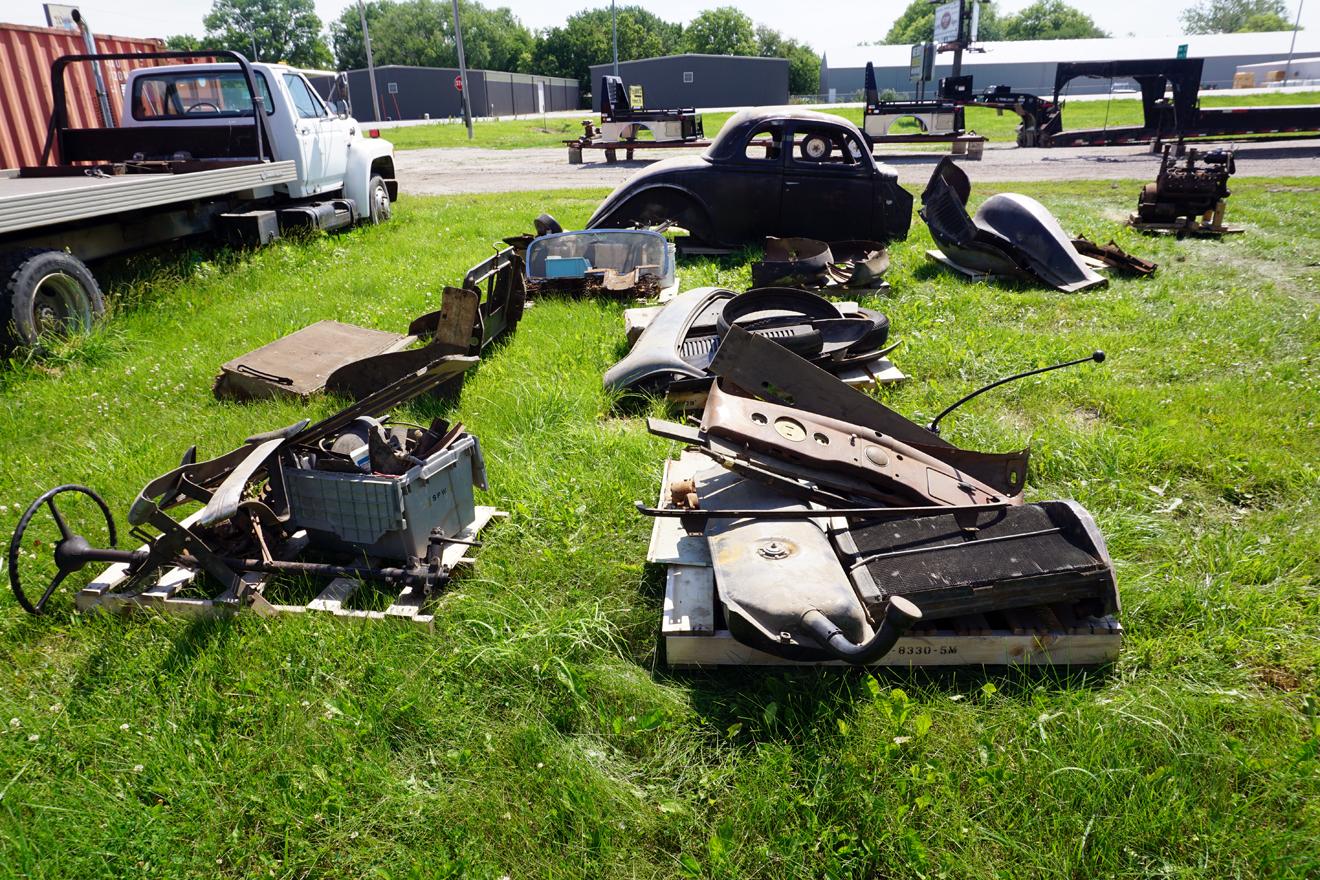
[612,0,620,78]
[1283,0,1305,84]
[358,0,382,123]
[451,0,474,139]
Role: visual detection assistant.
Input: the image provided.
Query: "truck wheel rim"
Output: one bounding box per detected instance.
[32,272,89,335]
[373,184,391,221]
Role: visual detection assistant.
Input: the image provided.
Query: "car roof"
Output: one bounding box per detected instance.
[705,107,865,161]
[128,62,293,77]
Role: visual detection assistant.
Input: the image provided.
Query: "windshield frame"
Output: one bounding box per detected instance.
[131,69,275,121]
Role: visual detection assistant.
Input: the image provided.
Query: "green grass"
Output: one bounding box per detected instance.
[384,91,1320,151]
[1,178,1318,878]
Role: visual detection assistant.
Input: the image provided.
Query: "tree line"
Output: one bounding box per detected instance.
[883,0,1299,44]
[169,1,822,94]
[169,0,1303,94]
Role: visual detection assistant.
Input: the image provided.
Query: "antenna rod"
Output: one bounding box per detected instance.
[928,351,1106,435]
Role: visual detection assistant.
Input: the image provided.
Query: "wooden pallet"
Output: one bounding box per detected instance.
[661,563,1121,668]
[76,507,505,627]
[648,453,1121,668]
[566,139,710,164]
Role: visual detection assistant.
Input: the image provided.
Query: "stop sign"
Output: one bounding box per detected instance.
[454,74,463,91]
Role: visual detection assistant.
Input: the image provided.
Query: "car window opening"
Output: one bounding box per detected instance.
[132,70,275,120]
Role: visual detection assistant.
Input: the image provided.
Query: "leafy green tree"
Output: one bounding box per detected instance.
[683,6,757,55]
[756,25,819,94]
[1180,0,1294,33]
[532,6,683,87]
[164,34,204,52]
[203,0,332,67]
[883,0,1003,45]
[330,1,534,72]
[1001,0,1109,40]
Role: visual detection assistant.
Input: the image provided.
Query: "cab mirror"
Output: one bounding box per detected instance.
[332,99,350,119]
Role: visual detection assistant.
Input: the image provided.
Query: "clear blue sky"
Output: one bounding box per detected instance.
[6,1,1315,51]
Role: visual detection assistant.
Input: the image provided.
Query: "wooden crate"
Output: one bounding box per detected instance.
[76,507,504,628]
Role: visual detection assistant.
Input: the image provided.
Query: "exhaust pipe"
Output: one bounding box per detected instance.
[800,596,922,665]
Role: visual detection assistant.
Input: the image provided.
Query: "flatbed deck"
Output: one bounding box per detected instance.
[0,160,298,237]
[566,139,710,164]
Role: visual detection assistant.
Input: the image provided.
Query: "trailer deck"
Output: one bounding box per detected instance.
[0,160,298,237]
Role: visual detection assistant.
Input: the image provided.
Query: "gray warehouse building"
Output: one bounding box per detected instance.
[821,31,1320,100]
[312,66,580,121]
[587,54,788,111]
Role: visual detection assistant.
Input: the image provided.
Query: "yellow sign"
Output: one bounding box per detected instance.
[628,84,645,108]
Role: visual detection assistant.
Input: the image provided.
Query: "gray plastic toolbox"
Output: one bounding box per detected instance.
[283,434,487,560]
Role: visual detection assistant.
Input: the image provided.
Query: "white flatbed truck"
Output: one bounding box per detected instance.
[0,50,397,349]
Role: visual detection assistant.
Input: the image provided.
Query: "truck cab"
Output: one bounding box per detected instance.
[0,51,399,350]
[120,62,395,208]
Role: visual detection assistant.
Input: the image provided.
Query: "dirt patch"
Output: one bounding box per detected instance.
[396,138,1320,197]
[1256,667,1303,691]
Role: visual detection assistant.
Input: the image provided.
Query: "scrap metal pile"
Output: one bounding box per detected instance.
[1129,145,1241,237]
[605,286,898,399]
[921,157,1159,291]
[640,329,1119,666]
[751,237,890,291]
[215,246,526,401]
[523,228,677,300]
[9,359,493,621]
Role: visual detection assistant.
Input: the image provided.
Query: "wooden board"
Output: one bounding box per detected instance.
[76,507,504,628]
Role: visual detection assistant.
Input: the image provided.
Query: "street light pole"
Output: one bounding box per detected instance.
[451,0,474,140]
[357,0,382,123]
[1283,0,1305,84]
[612,0,620,77]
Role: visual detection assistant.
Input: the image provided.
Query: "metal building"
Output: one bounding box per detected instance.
[587,54,789,112]
[821,31,1320,100]
[323,65,580,122]
[1,22,165,169]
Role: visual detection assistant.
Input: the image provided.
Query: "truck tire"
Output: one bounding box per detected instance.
[367,174,392,224]
[0,249,104,350]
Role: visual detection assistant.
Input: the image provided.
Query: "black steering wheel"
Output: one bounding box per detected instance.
[8,485,117,615]
[184,101,221,114]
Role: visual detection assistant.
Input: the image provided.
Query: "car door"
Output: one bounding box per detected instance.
[282,72,347,195]
[715,120,786,242]
[778,123,876,242]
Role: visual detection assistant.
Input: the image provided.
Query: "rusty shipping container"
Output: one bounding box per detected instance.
[0,22,165,170]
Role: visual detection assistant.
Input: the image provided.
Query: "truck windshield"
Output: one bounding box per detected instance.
[132,71,274,120]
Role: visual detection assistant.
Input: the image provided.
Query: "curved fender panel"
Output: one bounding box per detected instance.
[603,287,734,393]
[974,194,1106,293]
[345,138,395,213]
[588,183,713,233]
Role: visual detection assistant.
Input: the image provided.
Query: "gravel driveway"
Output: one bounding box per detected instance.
[396,138,1320,196]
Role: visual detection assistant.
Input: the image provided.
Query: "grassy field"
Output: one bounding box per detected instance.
[1,177,1318,878]
[382,90,1320,151]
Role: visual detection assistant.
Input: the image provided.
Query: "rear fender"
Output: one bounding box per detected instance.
[595,184,714,241]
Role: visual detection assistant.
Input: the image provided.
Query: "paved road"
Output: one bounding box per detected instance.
[396,137,1320,196]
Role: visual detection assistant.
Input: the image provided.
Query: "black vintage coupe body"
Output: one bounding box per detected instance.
[586,108,913,248]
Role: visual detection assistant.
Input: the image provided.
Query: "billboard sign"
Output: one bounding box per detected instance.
[909,44,928,82]
[933,1,961,45]
[43,4,80,30]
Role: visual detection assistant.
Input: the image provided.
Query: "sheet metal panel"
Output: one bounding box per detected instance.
[0,23,166,170]
[0,160,298,236]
